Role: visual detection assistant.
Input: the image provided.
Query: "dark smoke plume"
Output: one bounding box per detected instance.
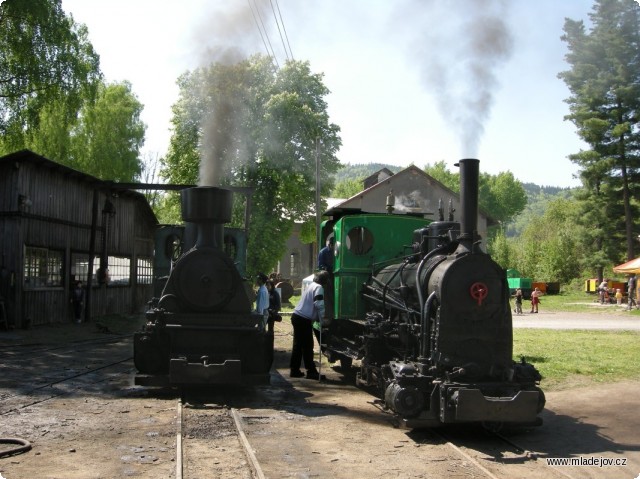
[402,0,513,157]
[191,2,273,186]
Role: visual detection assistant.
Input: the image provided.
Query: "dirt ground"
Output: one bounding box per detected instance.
[1,315,639,479]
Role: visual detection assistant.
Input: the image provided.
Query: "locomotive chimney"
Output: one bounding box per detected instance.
[181,187,233,249]
[455,158,479,252]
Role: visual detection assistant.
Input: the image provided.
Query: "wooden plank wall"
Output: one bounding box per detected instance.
[0,158,157,327]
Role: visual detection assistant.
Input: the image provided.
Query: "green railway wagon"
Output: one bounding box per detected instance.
[330,214,431,322]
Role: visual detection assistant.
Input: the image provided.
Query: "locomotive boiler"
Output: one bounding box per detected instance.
[323,159,544,428]
[134,186,273,386]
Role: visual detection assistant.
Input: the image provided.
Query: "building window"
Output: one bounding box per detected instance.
[290,250,300,278]
[71,253,100,284]
[70,254,130,286]
[136,257,153,285]
[108,256,131,285]
[24,247,63,288]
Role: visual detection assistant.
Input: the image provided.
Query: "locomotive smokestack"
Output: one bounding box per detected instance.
[456,158,479,252]
[181,187,233,249]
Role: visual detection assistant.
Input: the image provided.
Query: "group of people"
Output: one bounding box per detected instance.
[599,276,637,309]
[512,287,543,314]
[254,236,335,381]
[254,273,283,334]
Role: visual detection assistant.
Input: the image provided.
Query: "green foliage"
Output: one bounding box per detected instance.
[423,161,527,225]
[479,171,527,225]
[507,187,573,237]
[488,228,511,269]
[494,196,586,283]
[423,160,458,191]
[69,81,145,181]
[331,178,364,198]
[332,163,401,184]
[559,0,640,268]
[0,0,101,145]
[162,56,342,274]
[0,2,145,184]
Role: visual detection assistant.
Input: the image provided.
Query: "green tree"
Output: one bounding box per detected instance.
[505,197,584,284]
[423,160,458,191]
[69,81,145,181]
[163,55,341,274]
[22,81,146,182]
[0,0,101,149]
[423,161,527,226]
[488,228,512,270]
[332,178,363,198]
[479,171,528,226]
[558,0,640,271]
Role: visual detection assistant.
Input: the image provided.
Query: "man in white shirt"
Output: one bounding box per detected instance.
[289,271,329,380]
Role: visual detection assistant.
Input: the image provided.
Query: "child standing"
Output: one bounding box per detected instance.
[530,287,543,313]
[615,288,623,305]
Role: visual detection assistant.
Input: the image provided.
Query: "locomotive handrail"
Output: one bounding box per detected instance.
[370,251,418,272]
[361,289,418,318]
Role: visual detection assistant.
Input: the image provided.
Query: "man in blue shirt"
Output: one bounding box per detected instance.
[317,237,335,272]
[317,236,335,322]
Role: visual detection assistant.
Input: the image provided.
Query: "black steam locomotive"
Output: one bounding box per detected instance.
[322,159,545,428]
[134,186,273,386]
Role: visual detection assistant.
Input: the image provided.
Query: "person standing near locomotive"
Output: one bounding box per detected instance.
[70,281,85,324]
[317,236,335,321]
[266,279,282,333]
[254,273,269,326]
[628,274,637,310]
[529,287,543,313]
[290,270,329,380]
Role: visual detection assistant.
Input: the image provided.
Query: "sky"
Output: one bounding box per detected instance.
[59,0,605,188]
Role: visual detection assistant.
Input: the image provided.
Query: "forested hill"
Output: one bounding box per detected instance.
[333,163,402,184]
[334,163,572,197]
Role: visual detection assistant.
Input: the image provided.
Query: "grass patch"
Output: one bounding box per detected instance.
[514,329,640,390]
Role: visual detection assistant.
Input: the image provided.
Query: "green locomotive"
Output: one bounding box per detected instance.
[318,159,544,428]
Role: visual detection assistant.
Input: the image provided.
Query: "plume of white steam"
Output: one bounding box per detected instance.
[392,190,431,213]
[405,0,513,157]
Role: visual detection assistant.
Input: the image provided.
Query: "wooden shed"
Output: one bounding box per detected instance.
[0,150,158,328]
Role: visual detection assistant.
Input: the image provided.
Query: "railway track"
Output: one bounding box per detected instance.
[419,426,582,479]
[176,393,266,479]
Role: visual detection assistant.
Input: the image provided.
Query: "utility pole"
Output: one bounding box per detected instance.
[315,137,321,246]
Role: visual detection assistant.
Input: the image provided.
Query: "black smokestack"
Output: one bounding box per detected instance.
[456,158,479,252]
[181,187,233,249]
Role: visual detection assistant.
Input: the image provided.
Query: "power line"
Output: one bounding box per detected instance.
[248,0,280,69]
[270,0,294,62]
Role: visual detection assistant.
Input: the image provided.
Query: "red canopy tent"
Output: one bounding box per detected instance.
[613,257,640,274]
